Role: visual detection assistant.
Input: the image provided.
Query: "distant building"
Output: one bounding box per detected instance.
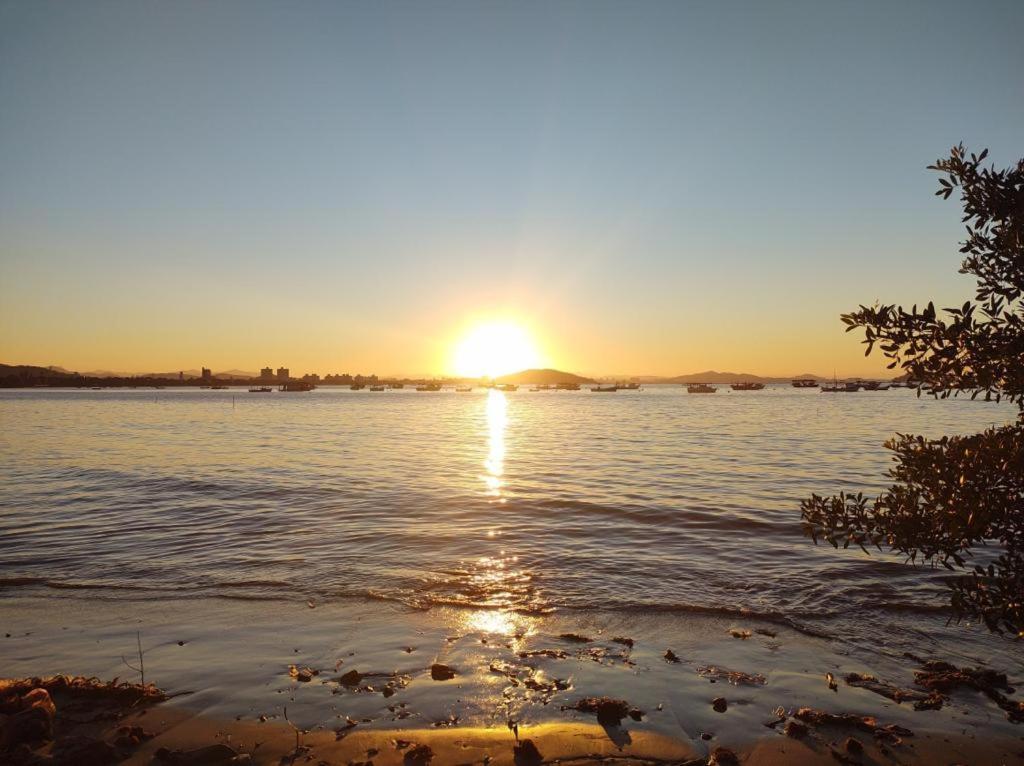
[276,367,290,381]
[201,367,212,382]
[302,373,321,383]
[178,371,183,381]
[260,367,273,381]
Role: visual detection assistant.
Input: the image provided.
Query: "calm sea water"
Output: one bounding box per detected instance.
[0,386,1017,654]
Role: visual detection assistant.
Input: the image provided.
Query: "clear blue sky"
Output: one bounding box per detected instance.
[1,0,1021,376]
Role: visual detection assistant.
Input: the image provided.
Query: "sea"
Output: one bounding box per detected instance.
[1,385,1019,663]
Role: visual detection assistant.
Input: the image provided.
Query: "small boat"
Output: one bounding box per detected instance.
[687,383,716,394]
[280,381,316,392]
[350,383,365,390]
[822,375,859,393]
[791,379,819,388]
[248,386,272,393]
[617,382,641,390]
[455,386,473,392]
[860,380,891,391]
[730,382,765,391]
[210,384,229,390]
[497,384,518,392]
[591,385,618,392]
[389,383,405,389]
[556,382,580,391]
[369,385,385,392]
[416,383,441,392]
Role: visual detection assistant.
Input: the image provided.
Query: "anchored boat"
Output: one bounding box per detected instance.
[687,383,717,394]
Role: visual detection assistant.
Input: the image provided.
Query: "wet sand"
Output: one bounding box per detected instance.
[2,595,1022,764]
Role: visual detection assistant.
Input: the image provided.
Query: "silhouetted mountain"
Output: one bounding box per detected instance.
[494,368,596,385]
[0,364,76,379]
[662,370,822,384]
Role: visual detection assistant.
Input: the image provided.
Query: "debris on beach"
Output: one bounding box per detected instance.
[712,696,728,713]
[429,663,456,681]
[697,665,767,686]
[564,696,642,727]
[513,738,543,764]
[913,660,1023,722]
[558,633,592,643]
[728,628,752,639]
[664,649,681,663]
[1,676,167,765]
[844,672,940,708]
[287,665,317,682]
[793,707,913,743]
[611,636,634,648]
[826,672,838,691]
[755,628,777,637]
[403,742,434,764]
[518,649,567,660]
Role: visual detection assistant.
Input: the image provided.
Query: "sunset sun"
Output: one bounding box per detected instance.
[452,322,540,378]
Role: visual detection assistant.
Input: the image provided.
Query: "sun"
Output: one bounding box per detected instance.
[452,321,541,378]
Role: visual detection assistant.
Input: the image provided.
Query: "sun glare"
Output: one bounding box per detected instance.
[452,322,540,378]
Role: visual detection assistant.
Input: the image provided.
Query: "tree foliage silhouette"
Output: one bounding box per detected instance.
[801,144,1023,635]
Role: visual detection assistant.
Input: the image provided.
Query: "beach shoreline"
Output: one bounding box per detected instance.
[2,594,1021,764]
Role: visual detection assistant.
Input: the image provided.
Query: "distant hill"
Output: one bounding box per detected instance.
[0,363,77,379]
[494,368,596,385]
[660,370,824,384]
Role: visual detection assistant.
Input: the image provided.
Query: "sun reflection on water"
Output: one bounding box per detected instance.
[483,389,507,500]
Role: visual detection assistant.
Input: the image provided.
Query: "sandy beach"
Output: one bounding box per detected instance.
[3,595,1021,764]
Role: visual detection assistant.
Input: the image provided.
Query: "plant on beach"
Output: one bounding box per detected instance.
[801,144,1024,635]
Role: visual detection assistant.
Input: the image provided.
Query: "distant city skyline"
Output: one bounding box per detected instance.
[2,1,1022,377]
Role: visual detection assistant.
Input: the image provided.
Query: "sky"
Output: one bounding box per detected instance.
[1,0,1022,377]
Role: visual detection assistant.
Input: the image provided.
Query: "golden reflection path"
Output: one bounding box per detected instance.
[483,389,507,502]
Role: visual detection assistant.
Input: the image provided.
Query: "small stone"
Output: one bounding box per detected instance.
[844,737,863,754]
[712,696,728,713]
[338,669,362,686]
[430,663,456,681]
[664,649,680,663]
